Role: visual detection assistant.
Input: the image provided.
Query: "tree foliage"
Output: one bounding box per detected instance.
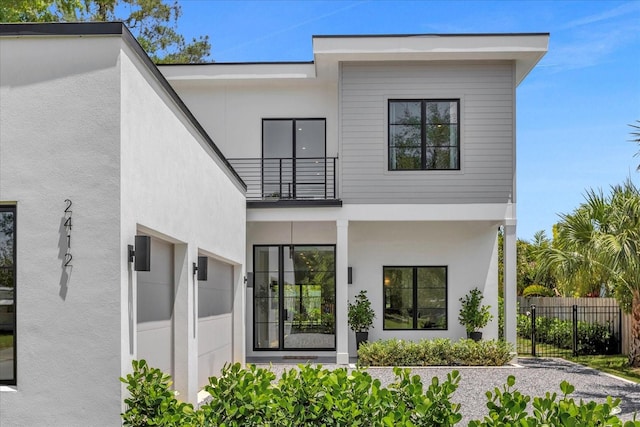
[631,120,640,171]
[535,179,640,365]
[0,0,211,63]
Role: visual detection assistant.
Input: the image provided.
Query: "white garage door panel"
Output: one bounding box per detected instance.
[137,237,174,377]
[198,315,232,386]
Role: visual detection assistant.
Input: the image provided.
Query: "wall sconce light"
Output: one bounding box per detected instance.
[193,256,208,281]
[348,267,353,284]
[128,235,151,271]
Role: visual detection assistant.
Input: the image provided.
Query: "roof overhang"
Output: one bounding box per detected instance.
[161,33,548,86]
[160,62,317,83]
[312,33,549,85]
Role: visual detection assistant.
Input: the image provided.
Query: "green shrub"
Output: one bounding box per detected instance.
[357,338,513,367]
[468,375,638,427]
[122,360,637,426]
[201,362,463,426]
[517,313,618,354]
[522,284,554,297]
[120,359,197,427]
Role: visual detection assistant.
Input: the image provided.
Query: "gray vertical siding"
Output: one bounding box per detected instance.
[340,61,515,204]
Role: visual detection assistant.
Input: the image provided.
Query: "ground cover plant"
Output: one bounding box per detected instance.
[357,338,514,367]
[568,354,640,383]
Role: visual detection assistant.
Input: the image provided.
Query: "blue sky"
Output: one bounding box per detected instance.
[172,0,640,240]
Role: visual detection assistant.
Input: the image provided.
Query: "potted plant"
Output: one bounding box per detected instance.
[348,290,375,349]
[458,287,493,341]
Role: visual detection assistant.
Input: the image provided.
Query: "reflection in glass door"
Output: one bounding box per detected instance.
[262,119,326,199]
[254,245,335,350]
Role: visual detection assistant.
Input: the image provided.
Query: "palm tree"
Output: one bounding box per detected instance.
[536,180,640,366]
[632,121,640,171]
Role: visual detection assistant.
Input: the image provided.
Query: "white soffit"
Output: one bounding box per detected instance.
[312,34,549,85]
[160,62,316,82]
[159,33,549,85]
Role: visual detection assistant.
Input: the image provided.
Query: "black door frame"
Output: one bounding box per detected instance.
[252,244,336,351]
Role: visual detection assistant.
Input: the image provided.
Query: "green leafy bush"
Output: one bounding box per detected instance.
[522,284,554,297]
[468,375,638,427]
[122,360,638,426]
[357,338,513,367]
[201,362,462,426]
[517,314,617,354]
[120,359,197,427]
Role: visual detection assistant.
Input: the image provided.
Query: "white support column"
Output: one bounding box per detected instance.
[336,219,349,365]
[503,223,517,351]
[232,264,246,364]
[173,245,198,404]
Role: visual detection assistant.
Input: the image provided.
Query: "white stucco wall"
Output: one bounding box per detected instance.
[243,219,499,359]
[119,41,246,404]
[167,81,339,159]
[0,35,123,425]
[348,221,500,356]
[0,30,247,425]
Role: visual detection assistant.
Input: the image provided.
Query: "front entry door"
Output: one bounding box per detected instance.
[253,245,335,350]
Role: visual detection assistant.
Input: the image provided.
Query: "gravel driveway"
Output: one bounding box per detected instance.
[253,358,640,425]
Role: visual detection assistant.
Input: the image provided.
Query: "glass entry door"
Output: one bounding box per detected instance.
[254,245,335,350]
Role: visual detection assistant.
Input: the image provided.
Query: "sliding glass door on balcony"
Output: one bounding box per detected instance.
[262,119,326,199]
[253,245,336,350]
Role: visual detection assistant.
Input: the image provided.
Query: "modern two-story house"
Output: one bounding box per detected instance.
[161,32,548,363]
[0,22,547,426]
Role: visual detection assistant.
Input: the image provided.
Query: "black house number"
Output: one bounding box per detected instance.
[64,199,73,267]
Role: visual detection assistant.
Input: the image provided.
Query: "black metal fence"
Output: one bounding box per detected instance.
[517,302,622,357]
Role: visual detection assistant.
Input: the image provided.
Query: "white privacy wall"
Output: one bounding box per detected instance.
[119,41,246,404]
[0,36,124,425]
[347,221,500,356]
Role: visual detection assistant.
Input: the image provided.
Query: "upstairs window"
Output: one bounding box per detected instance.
[388,99,460,170]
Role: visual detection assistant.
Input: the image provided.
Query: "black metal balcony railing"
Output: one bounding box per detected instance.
[228,157,338,201]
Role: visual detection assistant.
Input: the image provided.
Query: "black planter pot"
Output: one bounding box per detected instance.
[468,331,483,342]
[355,331,369,350]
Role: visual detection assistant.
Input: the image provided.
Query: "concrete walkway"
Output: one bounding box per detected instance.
[251,357,640,425]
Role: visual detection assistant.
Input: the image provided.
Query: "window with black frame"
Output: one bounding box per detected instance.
[388,99,460,170]
[0,205,16,384]
[383,266,447,330]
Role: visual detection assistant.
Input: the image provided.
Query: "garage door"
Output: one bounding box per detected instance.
[136,237,174,378]
[197,257,233,387]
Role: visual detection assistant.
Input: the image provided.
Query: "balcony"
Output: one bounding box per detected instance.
[228,157,341,207]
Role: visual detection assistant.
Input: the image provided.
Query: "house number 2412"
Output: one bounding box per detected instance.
[64,199,73,267]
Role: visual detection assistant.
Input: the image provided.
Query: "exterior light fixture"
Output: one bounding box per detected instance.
[193,256,208,281]
[348,267,353,284]
[128,235,151,271]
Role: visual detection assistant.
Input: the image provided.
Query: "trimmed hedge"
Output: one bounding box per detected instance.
[357,338,514,367]
[517,314,618,354]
